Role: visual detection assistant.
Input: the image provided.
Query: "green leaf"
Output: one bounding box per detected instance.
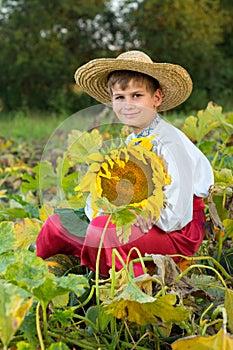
[0,252,16,275]
[21,161,56,193]
[112,208,137,243]
[0,221,15,254]
[86,304,113,333]
[4,250,89,304]
[182,104,220,144]
[32,274,89,304]
[0,282,33,348]
[20,312,38,348]
[67,129,102,165]
[15,341,34,350]
[54,207,89,237]
[4,251,50,292]
[48,342,70,350]
[214,169,233,186]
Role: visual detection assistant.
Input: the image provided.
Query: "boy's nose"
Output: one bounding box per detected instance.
[123,99,135,108]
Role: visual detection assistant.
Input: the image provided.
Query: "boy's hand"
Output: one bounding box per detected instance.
[133,213,155,233]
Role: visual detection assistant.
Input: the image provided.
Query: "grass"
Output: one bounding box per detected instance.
[0,109,188,146]
[0,110,68,145]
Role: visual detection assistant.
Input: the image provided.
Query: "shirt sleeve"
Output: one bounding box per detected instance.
[153,122,214,232]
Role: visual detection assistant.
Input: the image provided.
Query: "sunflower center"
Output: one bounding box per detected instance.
[100,158,153,206]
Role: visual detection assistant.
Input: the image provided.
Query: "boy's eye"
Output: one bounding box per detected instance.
[133,93,142,98]
[115,95,124,100]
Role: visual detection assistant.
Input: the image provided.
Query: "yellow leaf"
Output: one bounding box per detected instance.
[172,327,233,350]
[86,152,104,164]
[88,162,101,172]
[0,189,7,198]
[78,172,96,192]
[225,288,233,333]
[14,218,43,250]
[104,279,189,327]
[39,203,54,222]
[0,283,33,348]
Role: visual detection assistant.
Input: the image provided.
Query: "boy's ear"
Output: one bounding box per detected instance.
[153,89,163,108]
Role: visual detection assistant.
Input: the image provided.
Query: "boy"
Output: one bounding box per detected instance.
[36,50,214,276]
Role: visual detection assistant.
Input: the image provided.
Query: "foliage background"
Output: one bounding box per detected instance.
[0,0,232,114]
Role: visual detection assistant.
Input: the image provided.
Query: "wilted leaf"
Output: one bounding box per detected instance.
[104,278,190,326]
[207,186,225,230]
[0,221,15,254]
[0,282,33,348]
[134,273,153,296]
[14,218,42,250]
[145,254,199,293]
[104,278,157,325]
[172,327,233,350]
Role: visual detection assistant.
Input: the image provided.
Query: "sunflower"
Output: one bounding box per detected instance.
[75,132,171,225]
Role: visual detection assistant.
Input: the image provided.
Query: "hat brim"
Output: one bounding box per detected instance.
[74,57,193,112]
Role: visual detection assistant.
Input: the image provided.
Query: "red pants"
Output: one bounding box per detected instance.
[36,197,206,276]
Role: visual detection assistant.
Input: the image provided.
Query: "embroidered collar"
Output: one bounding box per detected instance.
[135,114,160,138]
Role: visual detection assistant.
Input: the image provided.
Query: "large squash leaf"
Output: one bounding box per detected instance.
[0,221,15,254]
[14,218,42,250]
[182,103,220,143]
[0,282,33,348]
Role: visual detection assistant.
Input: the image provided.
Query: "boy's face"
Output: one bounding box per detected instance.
[111,79,162,134]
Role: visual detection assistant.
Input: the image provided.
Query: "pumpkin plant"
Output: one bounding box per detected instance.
[0,103,232,349]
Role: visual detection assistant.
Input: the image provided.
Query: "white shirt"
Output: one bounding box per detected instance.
[85,115,214,232]
[125,115,214,231]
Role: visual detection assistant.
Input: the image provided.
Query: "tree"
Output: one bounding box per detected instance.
[0,0,108,112]
[117,0,231,111]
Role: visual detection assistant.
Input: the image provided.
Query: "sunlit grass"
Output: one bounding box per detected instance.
[0,109,188,145]
[0,110,67,145]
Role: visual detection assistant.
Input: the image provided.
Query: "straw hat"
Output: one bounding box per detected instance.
[74,50,193,112]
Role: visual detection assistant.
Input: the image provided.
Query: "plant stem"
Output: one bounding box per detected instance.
[216,229,224,262]
[41,301,50,344]
[72,285,95,310]
[95,215,112,306]
[174,263,227,289]
[170,254,233,282]
[48,330,104,349]
[126,246,147,277]
[36,302,45,350]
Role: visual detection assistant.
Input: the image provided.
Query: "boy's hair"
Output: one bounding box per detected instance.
[107,70,161,96]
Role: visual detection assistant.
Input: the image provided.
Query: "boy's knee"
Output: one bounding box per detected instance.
[85,215,117,248]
